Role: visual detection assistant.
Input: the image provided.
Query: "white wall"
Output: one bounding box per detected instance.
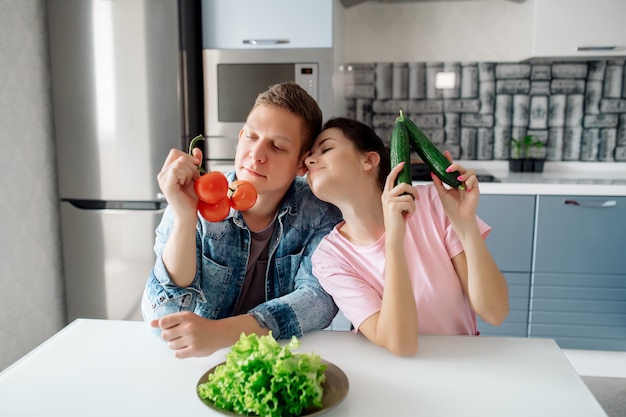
[0,0,66,371]
[339,0,533,63]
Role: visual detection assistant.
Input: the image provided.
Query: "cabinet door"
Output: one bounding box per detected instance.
[476,195,534,337]
[476,195,535,273]
[532,0,626,58]
[201,0,333,49]
[529,273,626,351]
[534,196,626,275]
[477,272,530,337]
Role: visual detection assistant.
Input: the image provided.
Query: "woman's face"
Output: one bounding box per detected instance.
[305,127,363,203]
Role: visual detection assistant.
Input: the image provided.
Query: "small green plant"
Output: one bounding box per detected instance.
[510,135,545,159]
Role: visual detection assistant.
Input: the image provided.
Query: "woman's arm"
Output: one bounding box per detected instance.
[432,158,509,325]
[359,163,420,356]
[450,227,510,326]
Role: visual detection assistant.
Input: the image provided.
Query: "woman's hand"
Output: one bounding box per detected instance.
[381,162,419,241]
[431,151,480,229]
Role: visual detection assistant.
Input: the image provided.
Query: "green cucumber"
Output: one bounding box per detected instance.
[390,112,412,186]
[400,111,465,190]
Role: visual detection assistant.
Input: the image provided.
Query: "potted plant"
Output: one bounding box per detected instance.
[509,135,545,173]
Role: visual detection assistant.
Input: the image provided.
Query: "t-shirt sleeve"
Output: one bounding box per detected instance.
[423,185,491,260]
[445,215,491,260]
[312,242,382,332]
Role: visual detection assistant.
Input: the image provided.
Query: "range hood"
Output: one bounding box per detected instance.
[341,0,526,7]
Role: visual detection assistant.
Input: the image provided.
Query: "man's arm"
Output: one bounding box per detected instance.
[156,148,203,287]
[151,312,269,359]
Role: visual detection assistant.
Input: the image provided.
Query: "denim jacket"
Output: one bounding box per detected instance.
[142,175,342,339]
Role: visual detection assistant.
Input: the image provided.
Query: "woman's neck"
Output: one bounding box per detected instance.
[334,186,385,246]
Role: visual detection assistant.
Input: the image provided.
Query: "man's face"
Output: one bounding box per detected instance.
[235,104,308,199]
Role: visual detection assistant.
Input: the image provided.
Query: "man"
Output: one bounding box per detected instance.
[142,82,342,358]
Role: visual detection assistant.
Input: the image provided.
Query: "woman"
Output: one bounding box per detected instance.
[305,117,509,356]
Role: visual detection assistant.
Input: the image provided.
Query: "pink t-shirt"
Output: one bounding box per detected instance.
[312,184,490,336]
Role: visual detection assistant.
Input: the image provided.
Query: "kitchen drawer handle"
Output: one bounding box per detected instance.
[564,199,617,208]
[243,39,290,45]
[577,46,619,52]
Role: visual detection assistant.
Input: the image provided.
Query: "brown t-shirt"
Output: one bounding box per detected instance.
[233,219,276,315]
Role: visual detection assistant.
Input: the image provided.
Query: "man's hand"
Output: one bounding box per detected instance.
[157,148,203,221]
[151,311,269,358]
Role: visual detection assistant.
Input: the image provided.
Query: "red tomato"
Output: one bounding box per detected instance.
[228,180,257,211]
[194,171,228,204]
[197,197,230,222]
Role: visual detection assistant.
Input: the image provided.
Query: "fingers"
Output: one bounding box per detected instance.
[383,186,418,220]
[174,346,193,359]
[155,312,185,330]
[448,167,477,193]
[384,162,419,199]
[384,162,405,191]
[166,334,192,359]
[460,171,478,193]
[156,313,207,359]
[398,184,420,202]
[158,150,203,195]
[440,153,479,194]
[156,315,189,354]
[433,168,479,195]
[430,171,447,197]
[191,147,203,161]
[160,148,202,177]
[162,148,198,170]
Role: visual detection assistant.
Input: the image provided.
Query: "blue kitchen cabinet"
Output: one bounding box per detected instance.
[476,195,536,337]
[201,0,333,49]
[529,195,626,350]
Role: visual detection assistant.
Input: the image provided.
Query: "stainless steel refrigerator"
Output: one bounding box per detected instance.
[47,0,204,322]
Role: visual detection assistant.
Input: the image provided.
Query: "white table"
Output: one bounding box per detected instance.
[0,319,607,417]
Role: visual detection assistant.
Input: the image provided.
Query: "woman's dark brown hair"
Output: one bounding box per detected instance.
[321,117,391,191]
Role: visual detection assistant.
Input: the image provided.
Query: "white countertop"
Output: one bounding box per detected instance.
[414,161,626,196]
[0,319,608,417]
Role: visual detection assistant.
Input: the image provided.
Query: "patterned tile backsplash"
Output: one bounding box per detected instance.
[343,60,626,162]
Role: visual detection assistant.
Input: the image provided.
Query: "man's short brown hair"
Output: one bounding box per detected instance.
[253,81,323,155]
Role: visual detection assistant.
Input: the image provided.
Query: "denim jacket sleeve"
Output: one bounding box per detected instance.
[141,205,203,324]
[248,178,343,338]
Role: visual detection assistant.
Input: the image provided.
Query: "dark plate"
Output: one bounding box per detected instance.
[196,359,349,416]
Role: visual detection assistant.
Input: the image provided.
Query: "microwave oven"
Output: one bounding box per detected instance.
[202,48,334,171]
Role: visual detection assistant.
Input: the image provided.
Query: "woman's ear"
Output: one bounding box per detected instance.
[362,151,381,174]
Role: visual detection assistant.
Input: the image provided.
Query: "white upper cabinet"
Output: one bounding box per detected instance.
[531,0,626,58]
[201,0,333,49]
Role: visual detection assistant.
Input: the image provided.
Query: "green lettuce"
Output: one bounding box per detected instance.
[197,332,327,417]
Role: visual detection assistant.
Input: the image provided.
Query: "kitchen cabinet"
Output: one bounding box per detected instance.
[201,0,333,49]
[531,0,626,58]
[476,195,536,337]
[529,195,626,350]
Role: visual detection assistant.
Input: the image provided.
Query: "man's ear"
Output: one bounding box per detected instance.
[296,155,309,176]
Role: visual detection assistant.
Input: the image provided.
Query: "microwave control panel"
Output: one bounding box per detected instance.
[295,64,318,102]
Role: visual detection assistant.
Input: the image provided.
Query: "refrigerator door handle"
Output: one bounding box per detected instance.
[64,199,168,210]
